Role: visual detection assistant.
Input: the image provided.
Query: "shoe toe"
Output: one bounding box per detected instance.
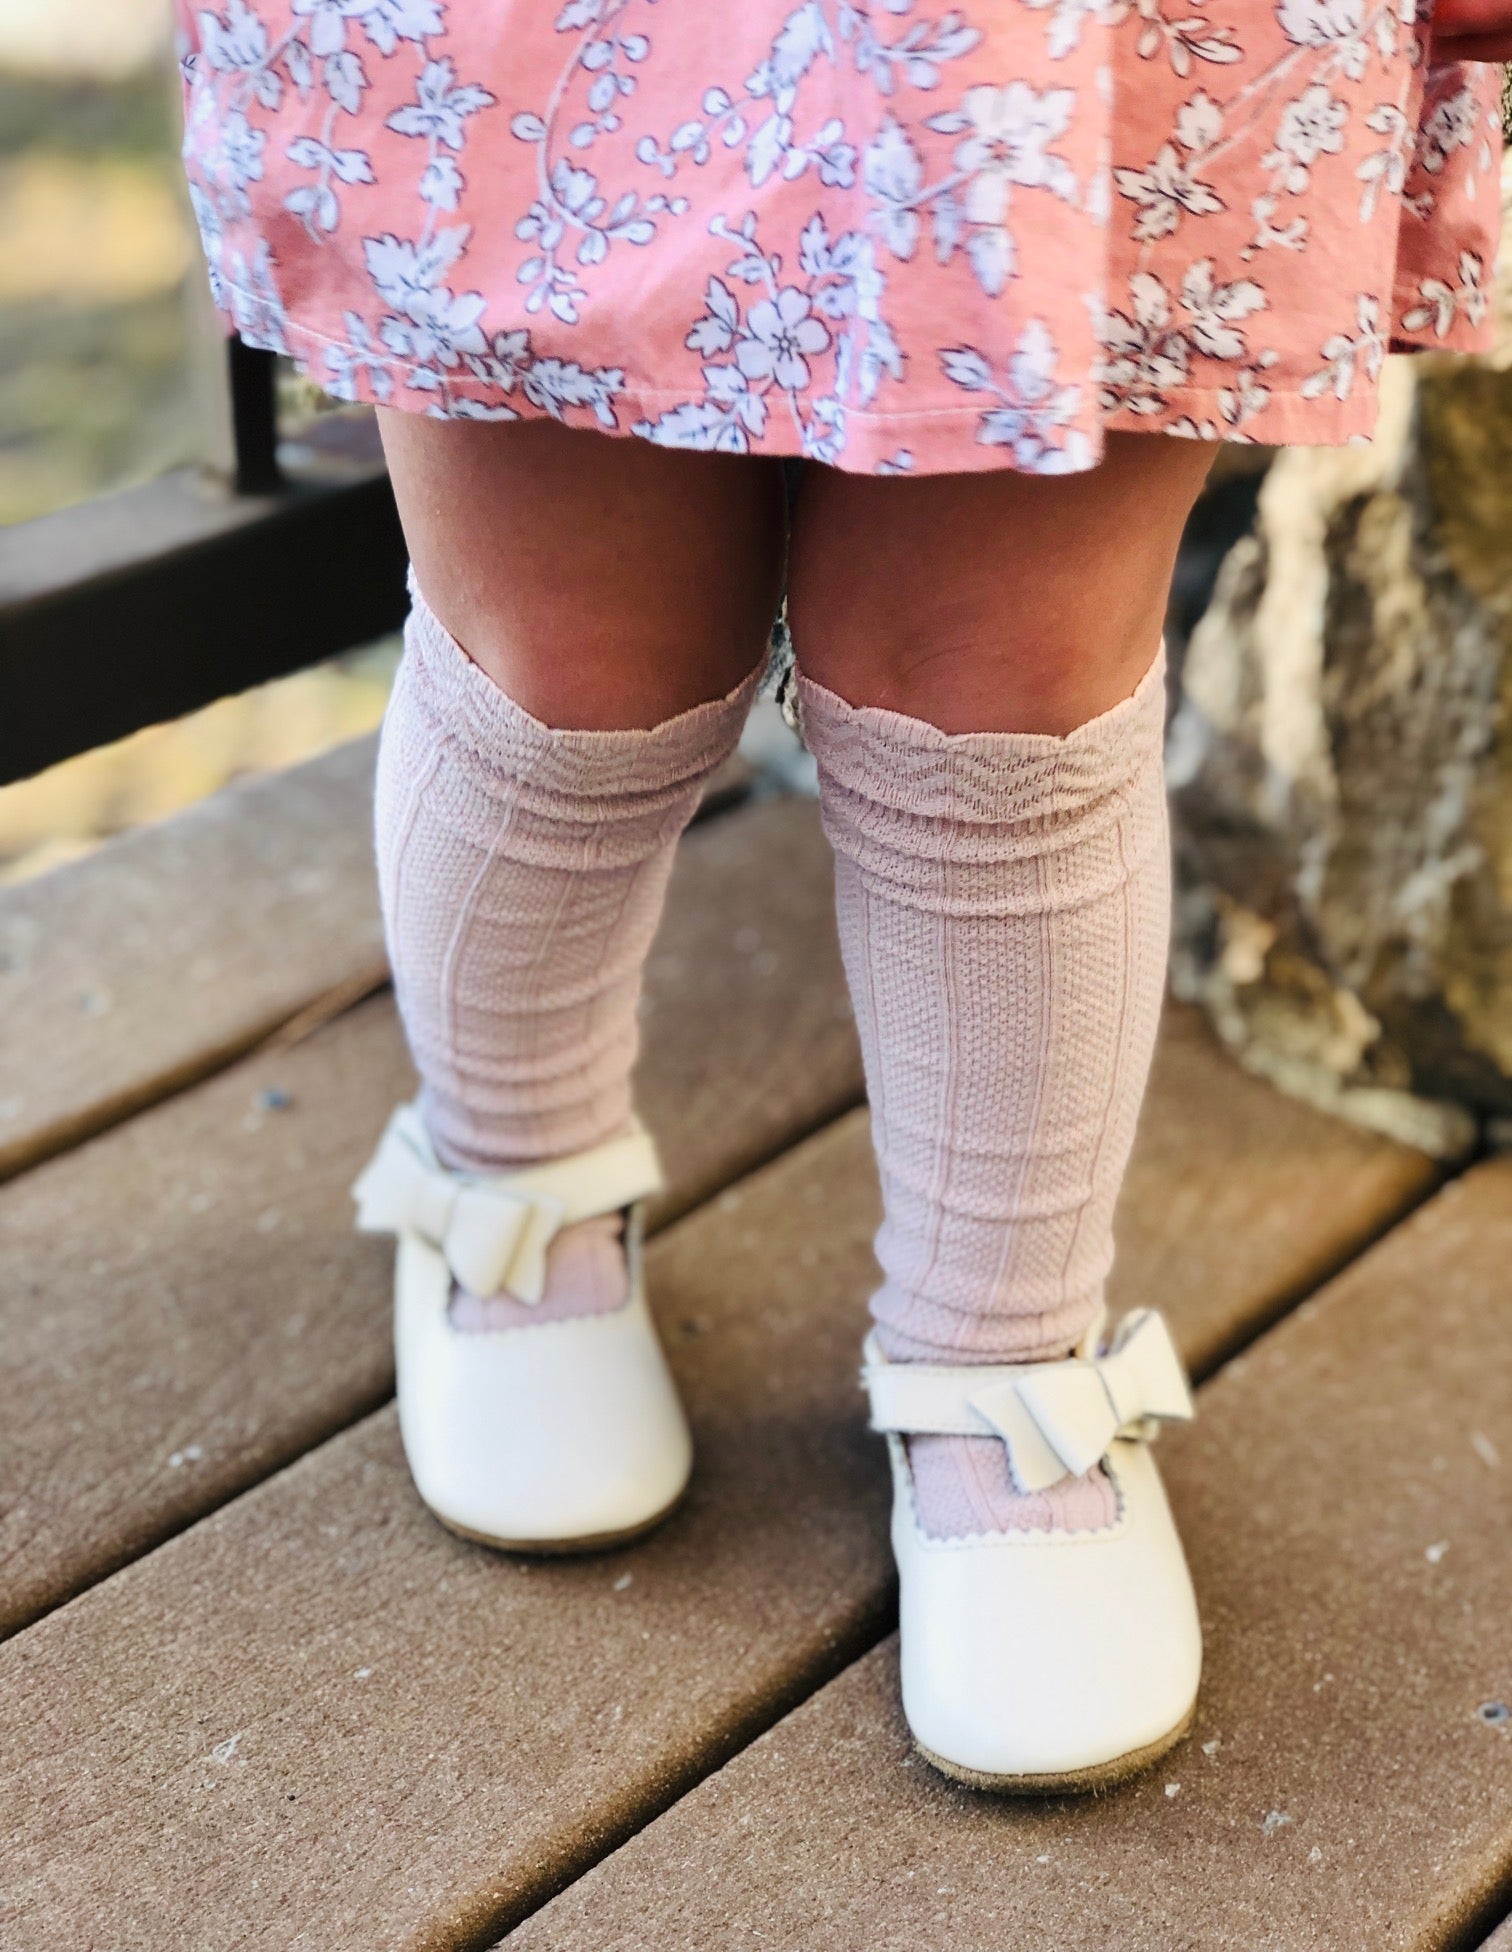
[395,1238,692,1548]
[896,1438,1201,1785]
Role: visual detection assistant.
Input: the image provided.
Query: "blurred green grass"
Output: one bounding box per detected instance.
[0,289,191,524]
[0,64,195,523]
[0,65,172,160]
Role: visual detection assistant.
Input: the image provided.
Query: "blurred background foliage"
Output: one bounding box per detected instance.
[0,1,192,526]
[0,0,398,884]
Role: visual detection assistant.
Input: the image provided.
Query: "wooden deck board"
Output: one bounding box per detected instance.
[1114,1002,1439,1374]
[0,1021,1442,1949]
[0,793,857,1637]
[0,1119,892,1952]
[507,1163,1512,1952]
[0,737,386,1183]
[0,736,751,1183]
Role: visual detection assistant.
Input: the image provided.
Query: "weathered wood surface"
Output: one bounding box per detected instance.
[0,1018,1444,1950]
[1119,1002,1440,1374]
[0,1119,892,1952]
[0,794,857,1637]
[0,735,752,1183]
[0,737,386,1182]
[509,1162,1512,1952]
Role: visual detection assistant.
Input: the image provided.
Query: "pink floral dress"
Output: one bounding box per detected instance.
[178,0,1503,476]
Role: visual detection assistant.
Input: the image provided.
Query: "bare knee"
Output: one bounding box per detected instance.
[787,436,1213,736]
[380,412,787,730]
[791,560,1178,737]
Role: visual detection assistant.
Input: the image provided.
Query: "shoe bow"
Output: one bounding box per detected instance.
[351,1105,663,1305]
[864,1308,1195,1492]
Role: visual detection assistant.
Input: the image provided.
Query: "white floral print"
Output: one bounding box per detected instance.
[1301,289,1386,397]
[941,319,1094,468]
[1400,248,1488,335]
[1264,83,1349,194]
[1114,93,1226,239]
[177,0,1503,475]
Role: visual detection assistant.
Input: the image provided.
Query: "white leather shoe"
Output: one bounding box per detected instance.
[353,1104,692,1552]
[864,1309,1201,1792]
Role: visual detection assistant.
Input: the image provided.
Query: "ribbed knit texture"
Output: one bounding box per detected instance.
[798,652,1171,1538]
[375,584,760,1326]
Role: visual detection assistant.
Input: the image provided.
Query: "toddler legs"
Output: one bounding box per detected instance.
[374,417,785,1324]
[789,436,1213,1535]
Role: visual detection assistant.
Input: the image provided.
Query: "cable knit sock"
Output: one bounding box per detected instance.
[376,582,761,1329]
[797,651,1171,1539]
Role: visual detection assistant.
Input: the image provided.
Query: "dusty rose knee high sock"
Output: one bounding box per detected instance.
[797,651,1170,1538]
[375,583,760,1327]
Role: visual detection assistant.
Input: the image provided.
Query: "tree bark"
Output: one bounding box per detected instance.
[1169,167,1512,1156]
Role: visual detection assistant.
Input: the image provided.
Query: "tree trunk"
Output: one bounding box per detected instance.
[1169,166,1512,1157]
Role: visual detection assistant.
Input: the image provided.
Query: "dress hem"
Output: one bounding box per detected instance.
[229,282,1492,478]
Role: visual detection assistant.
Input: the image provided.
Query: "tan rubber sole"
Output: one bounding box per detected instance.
[915,1702,1195,1797]
[432,1482,688,1557]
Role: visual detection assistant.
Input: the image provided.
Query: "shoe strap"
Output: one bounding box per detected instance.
[861,1309,1194,1492]
[351,1104,663,1303]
